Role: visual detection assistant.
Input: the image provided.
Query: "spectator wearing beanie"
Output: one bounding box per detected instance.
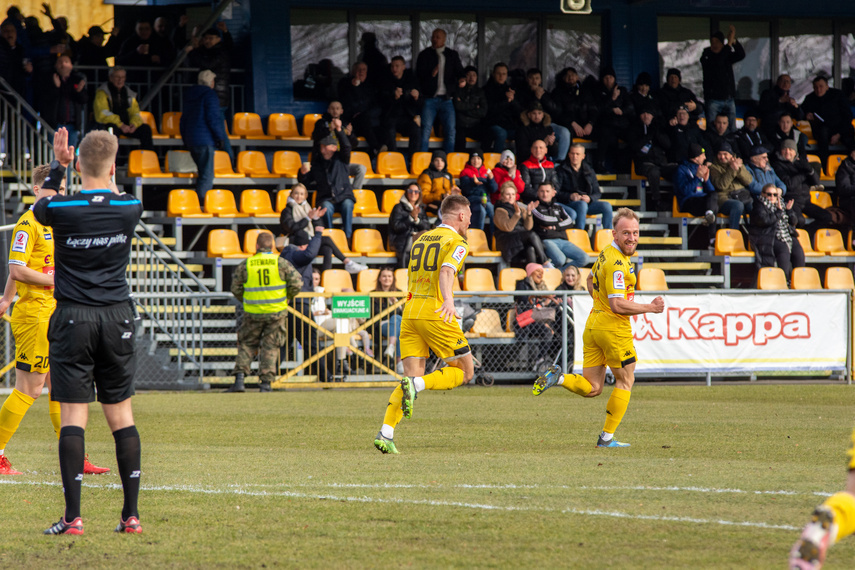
[418,150,460,217]
[659,67,703,122]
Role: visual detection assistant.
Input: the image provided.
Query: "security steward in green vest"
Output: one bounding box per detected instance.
[228,232,303,392]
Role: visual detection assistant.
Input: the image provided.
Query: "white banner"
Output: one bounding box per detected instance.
[572,292,849,375]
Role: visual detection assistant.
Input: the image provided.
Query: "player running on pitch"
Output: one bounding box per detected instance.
[531,207,664,447]
[374,194,474,454]
[0,164,108,476]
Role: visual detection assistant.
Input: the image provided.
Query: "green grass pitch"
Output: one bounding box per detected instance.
[1,383,854,568]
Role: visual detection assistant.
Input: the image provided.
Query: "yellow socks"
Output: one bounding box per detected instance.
[422,367,465,390]
[823,492,855,544]
[0,389,35,452]
[382,385,404,429]
[562,373,593,396]
[49,395,61,439]
[602,388,632,435]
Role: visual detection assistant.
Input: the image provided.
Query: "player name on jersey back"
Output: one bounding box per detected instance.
[402,225,468,321]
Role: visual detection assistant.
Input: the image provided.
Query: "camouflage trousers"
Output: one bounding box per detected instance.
[235,312,286,384]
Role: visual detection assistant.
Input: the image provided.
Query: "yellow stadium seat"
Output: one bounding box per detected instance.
[795,228,825,257]
[672,196,693,218]
[637,267,668,291]
[382,189,405,214]
[267,113,303,139]
[352,189,386,218]
[166,189,211,218]
[593,228,612,253]
[791,267,822,290]
[715,229,753,257]
[204,189,249,217]
[138,111,167,139]
[377,152,411,179]
[542,267,563,290]
[498,267,526,291]
[240,189,276,217]
[275,189,292,213]
[447,152,469,177]
[394,268,408,291]
[578,267,591,285]
[566,229,596,256]
[352,228,394,258]
[207,229,249,258]
[322,229,356,256]
[806,154,829,180]
[236,151,278,178]
[827,154,846,179]
[467,229,501,257]
[483,152,501,170]
[465,268,497,291]
[161,111,181,137]
[356,269,381,293]
[165,150,196,178]
[350,151,383,179]
[410,152,432,177]
[796,120,813,139]
[213,151,245,178]
[825,267,855,289]
[466,308,514,338]
[272,151,302,177]
[128,149,165,177]
[321,269,353,293]
[815,228,855,256]
[809,190,833,209]
[233,112,274,139]
[243,229,276,255]
[302,114,323,138]
[757,267,788,290]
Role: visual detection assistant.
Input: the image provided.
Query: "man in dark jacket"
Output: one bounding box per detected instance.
[554,144,614,229]
[516,101,559,164]
[758,74,803,140]
[590,66,634,173]
[667,106,706,164]
[770,139,832,232]
[116,20,171,78]
[0,20,31,98]
[834,146,855,223]
[482,62,520,152]
[659,68,703,122]
[311,100,365,190]
[551,67,594,140]
[700,25,745,133]
[416,28,465,153]
[338,61,382,156]
[734,109,768,159]
[75,25,120,68]
[298,130,356,238]
[801,75,855,165]
[531,181,587,268]
[628,103,674,211]
[673,143,718,246]
[379,56,420,154]
[516,68,570,162]
[186,24,232,113]
[453,65,487,151]
[703,113,738,156]
[180,70,227,201]
[43,53,87,147]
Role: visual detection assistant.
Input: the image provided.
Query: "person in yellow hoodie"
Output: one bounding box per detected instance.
[92,66,153,150]
[417,150,460,217]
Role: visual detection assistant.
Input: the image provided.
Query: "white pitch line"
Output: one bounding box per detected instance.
[0,479,803,531]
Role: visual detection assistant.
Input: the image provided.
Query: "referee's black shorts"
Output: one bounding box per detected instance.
[48,301,137,404]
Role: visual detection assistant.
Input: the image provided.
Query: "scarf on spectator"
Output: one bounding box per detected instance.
[287,197,315,239]
[525,276,549,291]
[762,196,793,252]
[107,82,131,125]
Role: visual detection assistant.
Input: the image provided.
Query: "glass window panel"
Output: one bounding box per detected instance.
[843,33,855,80]
[657,16,710,99]
[779,21,833,100]
[483,18,538,82]
[291,10,348,101]
[545,16,602,91]
[357,16,413,68]
[418,14,477,67]
[717,20,770,101]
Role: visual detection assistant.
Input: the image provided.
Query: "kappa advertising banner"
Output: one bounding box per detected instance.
[572,292,849,375]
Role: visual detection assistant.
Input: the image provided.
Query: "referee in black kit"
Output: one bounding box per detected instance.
[36,128,144,536]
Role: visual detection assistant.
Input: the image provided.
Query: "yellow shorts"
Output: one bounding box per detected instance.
[11,320,50,374]
[582,326,636,369]
[400,317,470,361]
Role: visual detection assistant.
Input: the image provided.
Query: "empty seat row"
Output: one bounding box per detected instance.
[715,228,855,258]
[757,266,855,290]
[137,111,321,141]
[129,149,303,178]
[209,228,394,259]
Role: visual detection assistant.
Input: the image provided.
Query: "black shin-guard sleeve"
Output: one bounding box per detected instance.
[113,425,141,520]
[59,426,85,521]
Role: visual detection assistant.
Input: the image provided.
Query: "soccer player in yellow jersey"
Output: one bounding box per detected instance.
[0,165,108,475]
[374,195,474,454]
[790,432,855,569]
[531,207,664,448]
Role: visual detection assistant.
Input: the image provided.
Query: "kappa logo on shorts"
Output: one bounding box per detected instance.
[122,332,133,339]
[456,338,464,345]
[18,352,28,361]
[624,350,631,357]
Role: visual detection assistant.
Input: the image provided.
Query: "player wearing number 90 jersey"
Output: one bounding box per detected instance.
[374,195,475,455]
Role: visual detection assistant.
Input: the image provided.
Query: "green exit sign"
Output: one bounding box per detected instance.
[331,295,371,318]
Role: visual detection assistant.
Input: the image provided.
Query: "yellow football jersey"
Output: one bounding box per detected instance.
[8,209,56,323]
[586,241,636,332]
[402,224,468,321]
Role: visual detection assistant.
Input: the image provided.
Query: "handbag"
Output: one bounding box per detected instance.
[728,188,752,206]
[515,309,535,328]
[532,306,556,322]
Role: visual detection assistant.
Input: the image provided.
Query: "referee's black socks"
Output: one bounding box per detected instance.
[58,426,85,521]
[113,425,141,520]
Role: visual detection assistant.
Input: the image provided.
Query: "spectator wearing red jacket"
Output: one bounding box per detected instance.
[491,150,524,203]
